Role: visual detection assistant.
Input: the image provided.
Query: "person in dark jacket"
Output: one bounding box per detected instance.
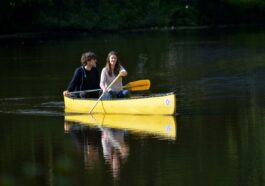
[63,52,100,98]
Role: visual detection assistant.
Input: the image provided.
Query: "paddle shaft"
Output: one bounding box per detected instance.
[69,79,150,94]
[69,88,101,94]
[89,73,122,114]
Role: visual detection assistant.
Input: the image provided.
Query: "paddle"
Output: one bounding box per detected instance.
[123,79,150,91]
[69,79,150,95]
[89,73,122,114]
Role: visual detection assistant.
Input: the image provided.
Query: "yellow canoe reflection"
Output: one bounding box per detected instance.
[64,114,177,140]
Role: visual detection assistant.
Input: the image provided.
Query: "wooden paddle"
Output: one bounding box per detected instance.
[69,79,150,95]
[89,73,122,114]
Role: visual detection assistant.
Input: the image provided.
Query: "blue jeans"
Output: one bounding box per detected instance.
[102,90,130,100]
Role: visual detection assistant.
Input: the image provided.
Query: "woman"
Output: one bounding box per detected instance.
[63,51,100,98]
[100,51,130,99]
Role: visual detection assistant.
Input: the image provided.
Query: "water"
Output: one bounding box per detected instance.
[0,27,265,186]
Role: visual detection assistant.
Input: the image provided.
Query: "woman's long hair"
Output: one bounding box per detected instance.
[105,51,120,76]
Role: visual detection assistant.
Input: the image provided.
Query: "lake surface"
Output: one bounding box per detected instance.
[0,27,265,186]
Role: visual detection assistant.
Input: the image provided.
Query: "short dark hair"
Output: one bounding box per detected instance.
[81,52,97,66]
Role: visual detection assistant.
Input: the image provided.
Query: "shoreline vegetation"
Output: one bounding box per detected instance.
[0,24,264,41]
[0,0,264,40]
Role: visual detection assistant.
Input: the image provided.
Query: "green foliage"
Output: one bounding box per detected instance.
[0,0,264,34]
[224,0,265,24]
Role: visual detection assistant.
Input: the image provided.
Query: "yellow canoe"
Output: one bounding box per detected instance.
[64,92,176,115]
[64,114,177,140]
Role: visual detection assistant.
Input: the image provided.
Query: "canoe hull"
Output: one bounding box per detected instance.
[64,92,176,115]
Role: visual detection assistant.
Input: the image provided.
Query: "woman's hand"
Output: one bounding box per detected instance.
[100,83,109,93]
[119,70,127,77]
[102,87,108,93]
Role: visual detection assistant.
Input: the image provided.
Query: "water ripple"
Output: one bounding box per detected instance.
[0,96,64,116]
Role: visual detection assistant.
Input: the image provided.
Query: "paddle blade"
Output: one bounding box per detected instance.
[124,79,151,91]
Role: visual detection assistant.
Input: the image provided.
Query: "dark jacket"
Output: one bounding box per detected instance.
[67,66,100,98]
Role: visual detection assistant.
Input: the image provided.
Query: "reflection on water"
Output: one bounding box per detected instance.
[65,123,101,169]
[0,28,265,185]
[64,114,176,179]
[101,128,129,179]
[65,114,177,140]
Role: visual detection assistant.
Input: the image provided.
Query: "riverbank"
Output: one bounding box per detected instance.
[0,24,264,41]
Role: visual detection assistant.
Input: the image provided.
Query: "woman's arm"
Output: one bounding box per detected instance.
[100,68,108,92]
[100,82,107,92]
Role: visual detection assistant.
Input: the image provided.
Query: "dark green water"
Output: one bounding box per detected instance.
[0,27,265,186]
